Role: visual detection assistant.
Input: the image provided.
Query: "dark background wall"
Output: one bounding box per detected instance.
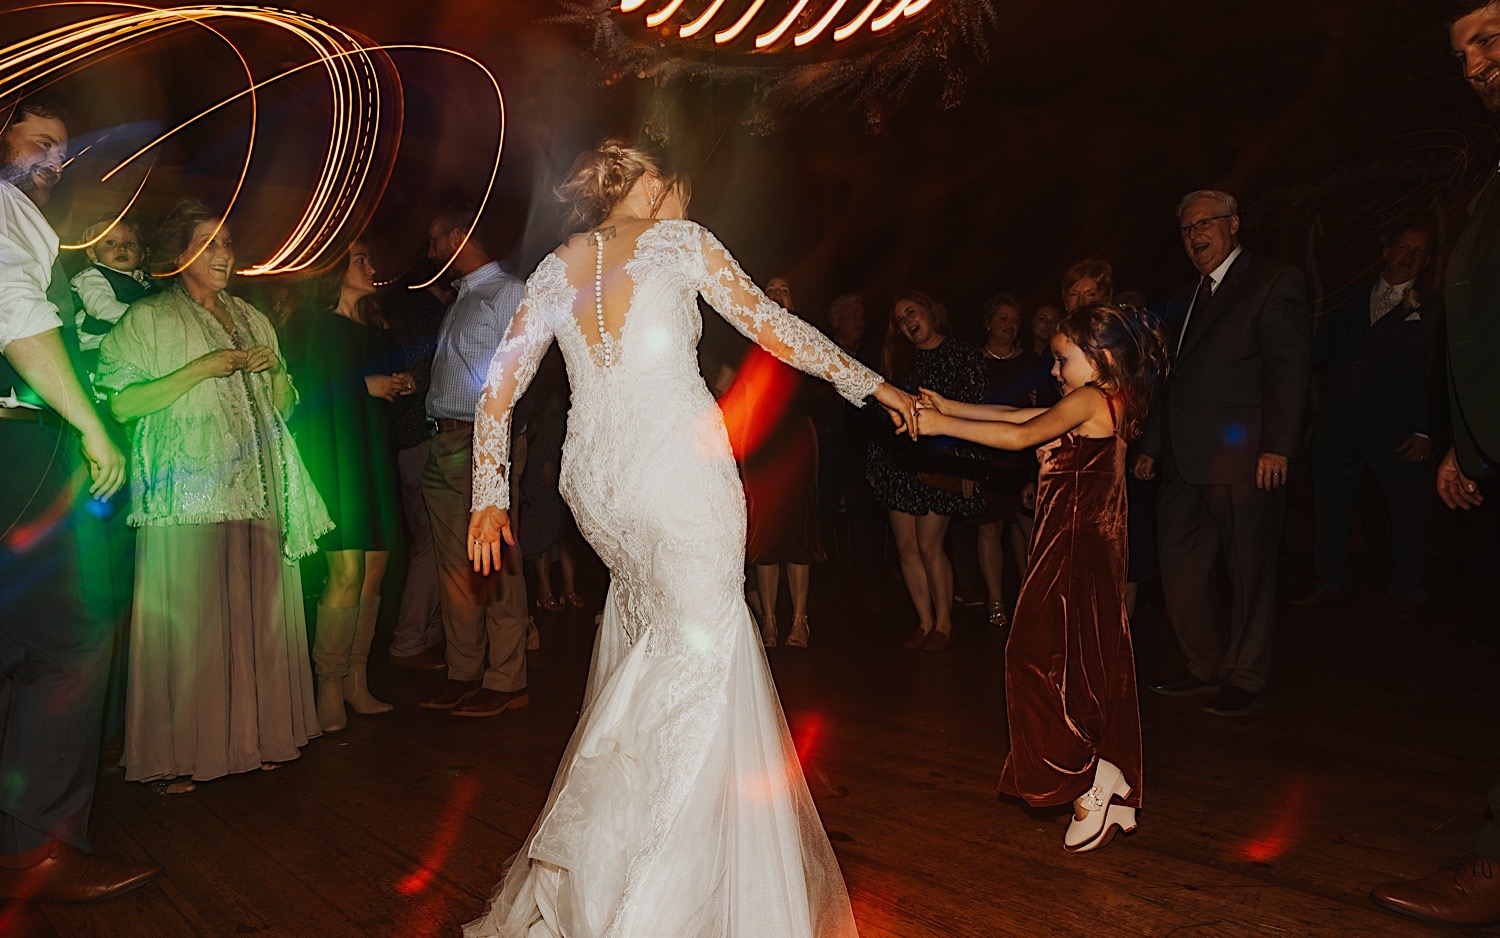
[7,0,1491,338]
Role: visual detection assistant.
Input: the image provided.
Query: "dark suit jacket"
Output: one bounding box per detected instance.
[1312,277,1442,450]
[1444,175,1500,475]
[1139,250,1312,486]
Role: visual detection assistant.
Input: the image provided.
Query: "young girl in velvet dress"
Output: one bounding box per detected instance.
[915,303,1168,853]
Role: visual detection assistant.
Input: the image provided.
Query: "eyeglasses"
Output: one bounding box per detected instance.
[1179,214,1232,236]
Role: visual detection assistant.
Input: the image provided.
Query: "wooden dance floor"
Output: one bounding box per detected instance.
[10,549,1499,937]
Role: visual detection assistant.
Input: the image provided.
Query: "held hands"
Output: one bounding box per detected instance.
[1437,446,1484,510]
[912,406,946,438]
[366,372,417,402]
[873,383,918,441]
[195,348,248,379]
[80,426,126,499]
[243,346,278,374]
[916,387,952,415]
[1395,434,1432,463]
[468,506,515,575]
[1255,453,1290,491]
[1132,454,1156,481]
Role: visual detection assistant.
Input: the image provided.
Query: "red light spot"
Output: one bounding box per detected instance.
[718,347,796,461]
[791,712,825,768]
[396,773,480,897]
[5,485,74,554]
[1235,778,1311,863]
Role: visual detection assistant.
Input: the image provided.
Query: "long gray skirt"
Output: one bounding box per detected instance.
[123,512,320,782]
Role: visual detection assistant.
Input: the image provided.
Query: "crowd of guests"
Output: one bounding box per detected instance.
[3,16,1499,915]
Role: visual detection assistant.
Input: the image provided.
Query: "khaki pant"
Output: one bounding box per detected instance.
[422,427,528,691]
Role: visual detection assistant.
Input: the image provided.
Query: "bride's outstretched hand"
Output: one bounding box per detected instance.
[468,506,515,575]
[874,382,918,440]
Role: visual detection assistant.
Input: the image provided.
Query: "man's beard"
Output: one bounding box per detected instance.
[1477,77,1500,113]
[0,139,56,206]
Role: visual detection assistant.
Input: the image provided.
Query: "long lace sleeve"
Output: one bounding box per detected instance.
[696,226,882,406]
[472,291,555,511]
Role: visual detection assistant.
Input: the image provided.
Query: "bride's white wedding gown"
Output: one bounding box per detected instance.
[463,219,880,938]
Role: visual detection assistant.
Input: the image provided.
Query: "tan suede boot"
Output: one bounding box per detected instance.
[312,603,358,732]
[344,597,393,715]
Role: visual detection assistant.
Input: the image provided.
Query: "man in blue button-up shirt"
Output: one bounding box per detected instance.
[419,203,531,717]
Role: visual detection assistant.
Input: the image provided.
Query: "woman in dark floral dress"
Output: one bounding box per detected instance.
[867,291,985,650]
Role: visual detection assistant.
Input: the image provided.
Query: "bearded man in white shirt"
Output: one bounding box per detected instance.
[0,93,159,902]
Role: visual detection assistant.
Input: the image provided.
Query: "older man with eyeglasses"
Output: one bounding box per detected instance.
[1134,189,1312,718]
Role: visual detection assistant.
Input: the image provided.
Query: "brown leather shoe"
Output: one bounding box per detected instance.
[389,647,447,671]
[1369,854,1500,927]
[419,679,481,710]
[0,841,162,903]
[451,686,529,718]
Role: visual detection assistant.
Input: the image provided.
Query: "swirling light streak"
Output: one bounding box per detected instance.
[626,0,933,50]
[60,161,154,250]
[2,5,259,276]
[0,5,501,286]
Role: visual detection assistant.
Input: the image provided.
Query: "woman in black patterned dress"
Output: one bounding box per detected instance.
[867,292,985,650]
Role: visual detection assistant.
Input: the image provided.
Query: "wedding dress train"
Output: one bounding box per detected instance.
[463,219,879,938]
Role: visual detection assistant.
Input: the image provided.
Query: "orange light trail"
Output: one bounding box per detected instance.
[0,4,504,285]
[628,0,934,49]
[754,0,813,48]
[832,0,886,41]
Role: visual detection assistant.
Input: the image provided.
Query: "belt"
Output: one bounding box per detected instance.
[0,406,64,429]
[434,418,473,432]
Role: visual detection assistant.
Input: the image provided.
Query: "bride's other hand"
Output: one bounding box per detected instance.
[874,382,918,440]
[468,507,515,575]
[917,387,951,415]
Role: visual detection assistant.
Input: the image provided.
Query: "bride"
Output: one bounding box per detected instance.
[462,140,914,937]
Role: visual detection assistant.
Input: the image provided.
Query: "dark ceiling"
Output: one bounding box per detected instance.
[8,0,1492,331]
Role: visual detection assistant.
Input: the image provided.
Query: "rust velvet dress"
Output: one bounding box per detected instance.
[997,413,1143,810]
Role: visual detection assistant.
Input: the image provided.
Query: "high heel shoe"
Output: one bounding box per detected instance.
[1065,759,1132,851]
[787,614,810,648]
[760,614,778,648]
[988,601,1009,628]
[562,591,585,609]
[1069,803,1137,853]
[537,592,561,612]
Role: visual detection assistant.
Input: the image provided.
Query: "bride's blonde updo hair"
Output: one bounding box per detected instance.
[555,138,690,230]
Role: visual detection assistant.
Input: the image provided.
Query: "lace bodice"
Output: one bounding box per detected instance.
[471,219,882,511]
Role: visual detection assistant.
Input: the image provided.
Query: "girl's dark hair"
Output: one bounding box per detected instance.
[881,290,950,386]
[1054,302,1169,442]
[148,199,219,277]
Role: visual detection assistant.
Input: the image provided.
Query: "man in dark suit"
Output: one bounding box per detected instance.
[1134,189,1312,717]
[1366,3,1500,927]
[1297,226,1441,618]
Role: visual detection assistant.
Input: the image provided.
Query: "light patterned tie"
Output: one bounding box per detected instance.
[1371,285,1400,325]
